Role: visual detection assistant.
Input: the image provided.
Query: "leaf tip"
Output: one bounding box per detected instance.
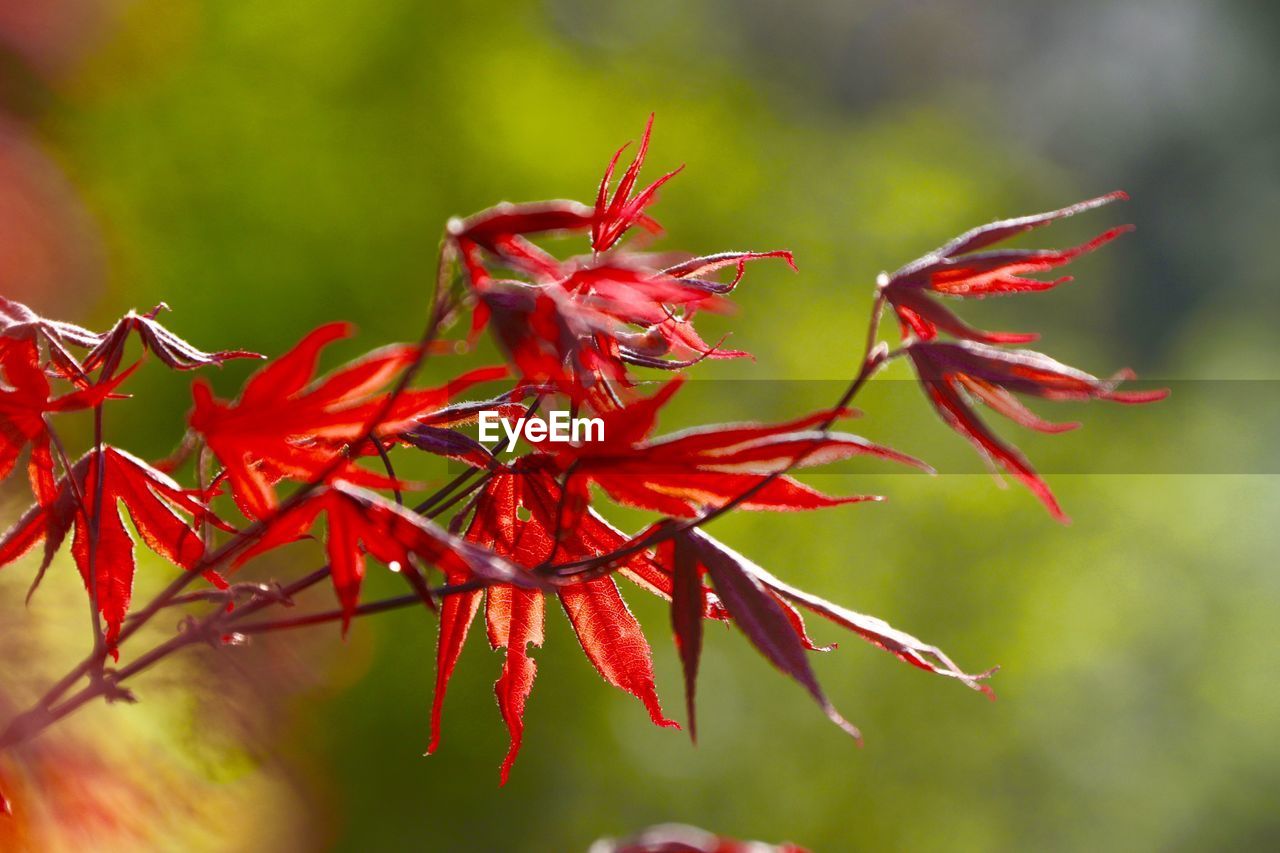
[498,756,517,787]
[825,704,864,745]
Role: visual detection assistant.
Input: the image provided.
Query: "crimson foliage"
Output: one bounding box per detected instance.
[0,117,1164,799]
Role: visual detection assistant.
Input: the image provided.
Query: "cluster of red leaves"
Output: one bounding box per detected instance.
[0,117,1164,795]
[0,301,255,650]
[448,116,794,407]
[880,192,1167,520]
[187,321,503,519]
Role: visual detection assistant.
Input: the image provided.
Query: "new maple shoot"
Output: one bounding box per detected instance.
[0,116,1165,807]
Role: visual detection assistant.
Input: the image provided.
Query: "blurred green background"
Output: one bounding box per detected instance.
[1,0,1278,850]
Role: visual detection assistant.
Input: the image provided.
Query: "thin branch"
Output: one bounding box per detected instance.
[369,435,403,506]
[236,594,422,633]
[424,473,491,521]
[412,394,544,515]
[236,579,487,634]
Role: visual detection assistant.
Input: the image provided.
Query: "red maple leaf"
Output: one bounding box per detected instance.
[664,527,994,743]
[882,192,1131,343]
[535,377,930,524]
[907,339,1168,521]
[189,322,503,518]
[0,340,133,505]
[83,303,262,376]
[0,447,220,651]
[429,466,684,783]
